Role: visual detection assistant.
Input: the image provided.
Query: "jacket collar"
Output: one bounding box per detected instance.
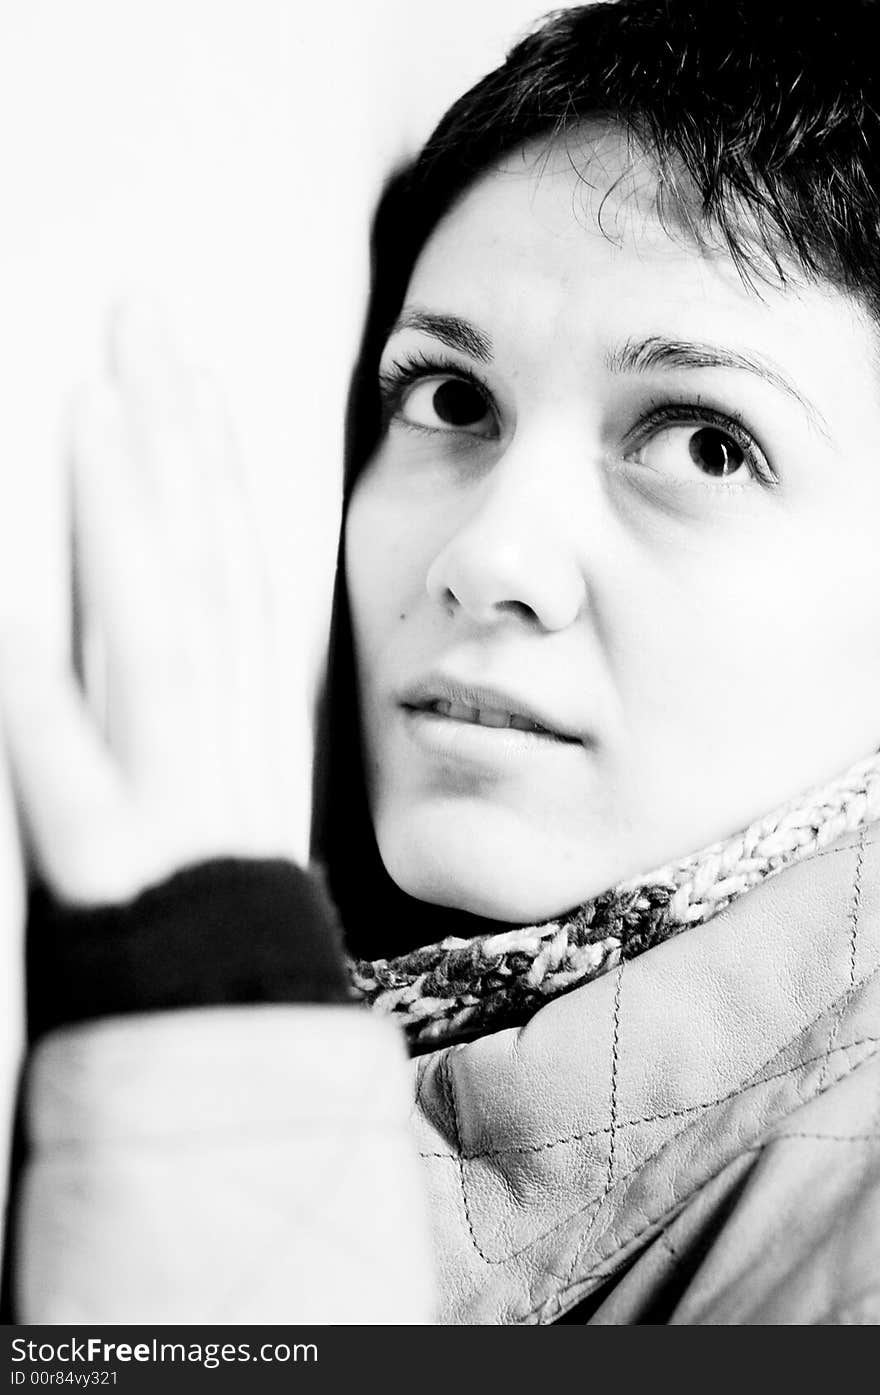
[410,823,880,1323]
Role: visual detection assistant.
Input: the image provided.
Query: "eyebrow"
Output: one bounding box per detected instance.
[388,308,494,364]
[606,336,829,435]
[386,314,829,436]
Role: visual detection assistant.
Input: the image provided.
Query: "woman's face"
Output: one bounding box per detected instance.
[345,131,880,923]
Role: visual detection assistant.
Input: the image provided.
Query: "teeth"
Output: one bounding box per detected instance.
[476,708,509,728]
[426,700,550,735]
[446,701,479,723]
[509,714,547,734]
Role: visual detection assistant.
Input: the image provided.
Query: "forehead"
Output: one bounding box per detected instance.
[404,133,870,393]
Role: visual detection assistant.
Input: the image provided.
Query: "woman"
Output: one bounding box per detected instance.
[6,0,880,1323]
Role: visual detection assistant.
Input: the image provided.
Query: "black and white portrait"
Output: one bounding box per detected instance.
[1,0,878,1331]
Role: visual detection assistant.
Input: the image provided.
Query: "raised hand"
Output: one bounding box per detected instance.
[0,304,310,910]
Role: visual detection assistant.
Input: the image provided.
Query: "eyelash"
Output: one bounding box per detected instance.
[627,399,777,489]
[377,351,494,434]
[376,352,777,488]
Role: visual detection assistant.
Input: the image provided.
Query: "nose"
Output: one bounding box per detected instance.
[424,443,590,631]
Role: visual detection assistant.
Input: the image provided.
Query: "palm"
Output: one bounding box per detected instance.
[1,303,312,906]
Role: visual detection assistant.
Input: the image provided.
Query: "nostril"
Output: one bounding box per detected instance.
[435,586,458,617]
[425,523,587,631]
[496,599,540,623]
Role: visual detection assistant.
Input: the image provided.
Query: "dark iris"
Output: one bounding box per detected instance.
[688,426,745,477]
[432,379,487,427]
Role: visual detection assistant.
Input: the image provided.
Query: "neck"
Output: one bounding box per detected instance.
[352,748,880,1050]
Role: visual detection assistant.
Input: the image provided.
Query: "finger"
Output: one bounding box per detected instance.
[107,310,280,781]
[112,304,273,622]
[71,372,272,823]
[92,307,291,858]
[71,378,169,659]
[183,380,287,842]
[109,301,208,537]
[70,378,192,768]
[69,425,108,735]
[0,638,138,905]
[108,299,191,433]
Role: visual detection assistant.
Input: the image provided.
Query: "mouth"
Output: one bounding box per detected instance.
[410,698,570,740]
[399,676,583,746]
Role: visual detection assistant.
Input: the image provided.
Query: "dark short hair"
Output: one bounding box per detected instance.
[406,0,880,307]
[346,0,880,490]
[322,0,880,952]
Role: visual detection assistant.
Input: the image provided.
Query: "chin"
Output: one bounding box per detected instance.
[373,798,612,926]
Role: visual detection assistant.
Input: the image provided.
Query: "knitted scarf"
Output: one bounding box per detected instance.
[351,750,880,1051]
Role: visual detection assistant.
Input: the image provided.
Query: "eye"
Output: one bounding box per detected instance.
[637,424,746,478]
[378,351,498,439]
[397,375,495,435]
[627,407,775,488]
[685,426,746,477]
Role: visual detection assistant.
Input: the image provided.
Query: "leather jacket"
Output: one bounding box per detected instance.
[16,823,880,1324]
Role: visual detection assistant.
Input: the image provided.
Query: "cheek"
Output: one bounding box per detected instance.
[596,520,786,756]
[344,477,430,672]
[612,516,880,788]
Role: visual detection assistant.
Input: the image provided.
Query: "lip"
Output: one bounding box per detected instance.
[398,672,585,745]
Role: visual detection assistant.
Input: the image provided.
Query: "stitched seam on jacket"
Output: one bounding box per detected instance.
[432,832,880,1299]
[772,1131,880,1142]
[440,1032,880,1272]
[807,825,880,860]
[527,1149,769,1322]
[527,1040,880,1322]
[430,840,879,1272]
[542,1171,729,1323]
[549,1038,880,1281]
[443,1046,494,1264]
[555,963,625,1314]
[418,1027,880,1163]
[420,889,879,1166]
[817,829,864,1096]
